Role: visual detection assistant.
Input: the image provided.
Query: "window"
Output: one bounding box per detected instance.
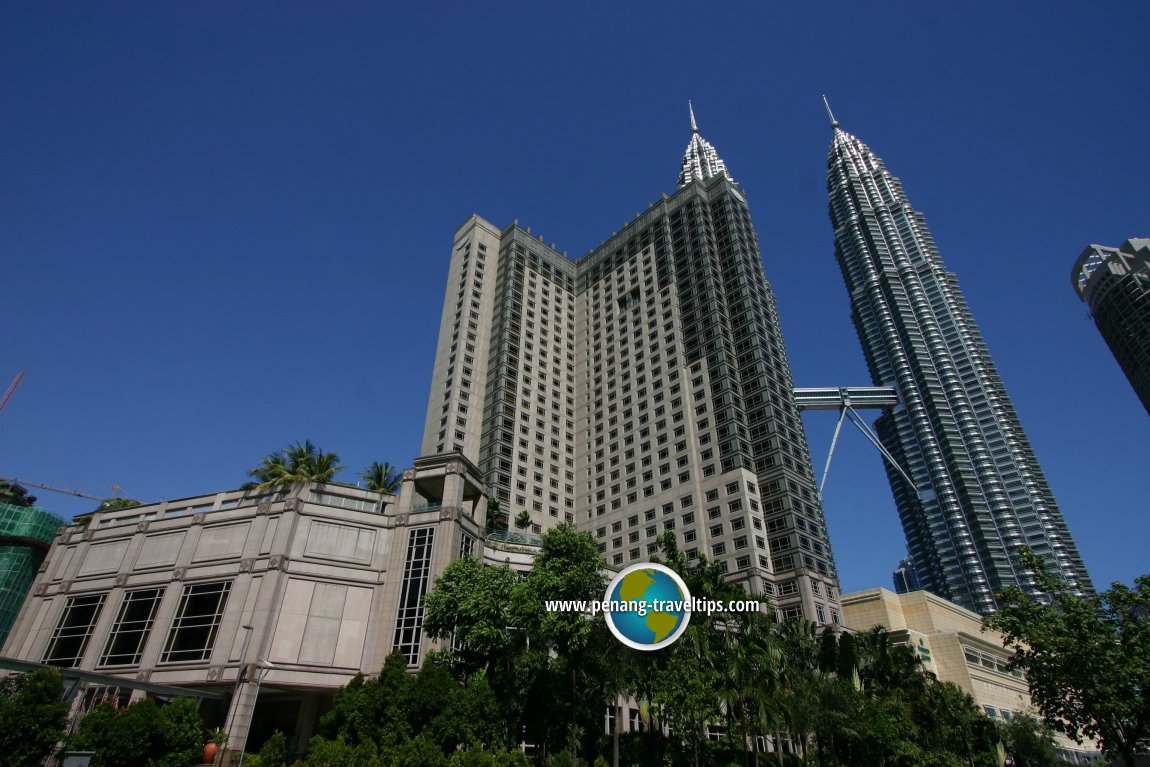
[459,533,476,558]
[391,528,434,666]
[44,594,106,667]
[100,589,163,666]
[161,581,231,663]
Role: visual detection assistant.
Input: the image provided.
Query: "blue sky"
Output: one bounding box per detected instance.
[2,2,1147,596]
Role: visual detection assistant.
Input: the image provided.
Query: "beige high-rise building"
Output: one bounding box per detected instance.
[422,107,842,624]
[0,112,846,764]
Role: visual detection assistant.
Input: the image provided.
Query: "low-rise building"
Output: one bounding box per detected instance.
[0,452,531,764]
[841,587,1101,764]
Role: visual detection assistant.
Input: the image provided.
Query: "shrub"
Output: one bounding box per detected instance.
[0,668,69,767]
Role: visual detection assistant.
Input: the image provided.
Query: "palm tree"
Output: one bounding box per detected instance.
[360,461,402,494]
[243,440,343,491]
[776,618,821,766]
[720,607,783,767]
[486,498,508,531]
[854,626,925,696]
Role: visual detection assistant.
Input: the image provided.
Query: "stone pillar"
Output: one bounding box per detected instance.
[293,694,320,758]
[440,464,465,509]
[221,679,260,766]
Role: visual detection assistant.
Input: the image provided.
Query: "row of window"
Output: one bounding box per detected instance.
[44,581,230,668]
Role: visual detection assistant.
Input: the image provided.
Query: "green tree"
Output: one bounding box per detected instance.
[428,670,504,751]
[243,440,344,491]
[245,730,287,767]
[517,525,608,761]
[985,549,1150,767]
[513,510,532,530]
[319,651,413,749]
[486,498,508,531]
[646,532,763,767]
[361,461,403,494]
[93,497,143,513]
[399,734,449,767]
[0,667,69,766]
[69,697,204,767]
[1000,714,1060,767]
[424,556,521,668]
[296,735,389,767]
[426,524,610,760]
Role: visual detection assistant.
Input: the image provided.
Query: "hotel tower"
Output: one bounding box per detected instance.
[421,106,842,623]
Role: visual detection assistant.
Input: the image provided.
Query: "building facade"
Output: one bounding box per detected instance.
[825,114,1093,614]
[0,454,537,763]
[1072,237,1150,415]
[840,588,1101,765]
[423,110,842,624]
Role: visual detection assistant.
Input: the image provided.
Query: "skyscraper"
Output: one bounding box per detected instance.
[891,556,920,595]
[1072,238,1150,415]
[824,107,1093,614]
[421,107,842,624]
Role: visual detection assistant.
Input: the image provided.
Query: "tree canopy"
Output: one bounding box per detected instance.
[68,697,203,767]
[243,441,405,498]
[244,440,344,490]
[418,526,1008,767]
[361,461,403,494]
[985,548,1150,767]
[0,667,69,767]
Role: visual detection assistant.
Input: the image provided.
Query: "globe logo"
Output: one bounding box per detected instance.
[604,563,692,650]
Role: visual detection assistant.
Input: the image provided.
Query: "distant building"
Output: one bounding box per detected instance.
[891,557,919,594]
[1072,238,1150,415]
[840,587,1101,765]
[0,501,63,644]
[825,111,1093,614]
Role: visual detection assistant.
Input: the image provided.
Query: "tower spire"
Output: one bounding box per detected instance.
[678,102,734,188]
[822,94,840,128]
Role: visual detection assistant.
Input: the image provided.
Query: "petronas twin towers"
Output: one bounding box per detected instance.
[822,106,1092,612]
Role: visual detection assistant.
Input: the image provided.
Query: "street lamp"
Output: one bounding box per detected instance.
[236,660,274,767]
[218,625,254,766]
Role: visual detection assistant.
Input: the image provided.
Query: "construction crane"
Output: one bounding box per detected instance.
[0,477,106,502]
[0,372,24,417]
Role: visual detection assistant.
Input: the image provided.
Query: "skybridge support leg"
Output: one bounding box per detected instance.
[817,406,848,499]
